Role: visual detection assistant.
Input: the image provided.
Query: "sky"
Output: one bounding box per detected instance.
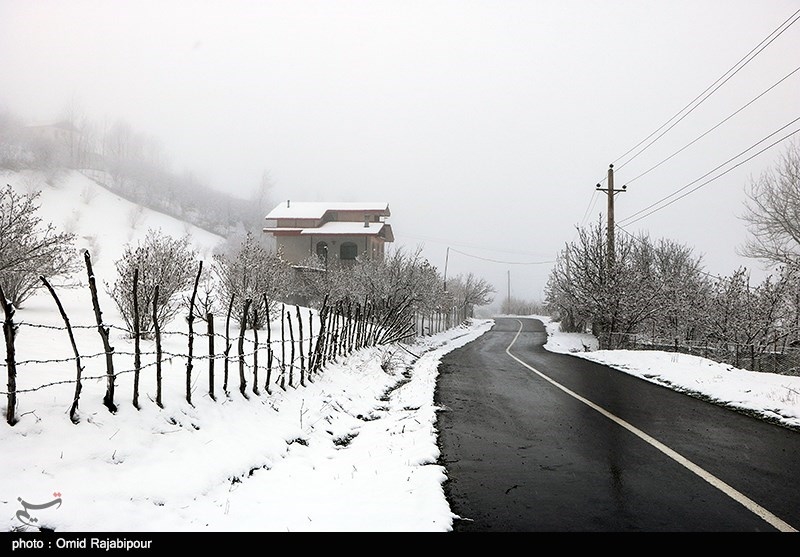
[1,1,799,303]
[3,169,800,532]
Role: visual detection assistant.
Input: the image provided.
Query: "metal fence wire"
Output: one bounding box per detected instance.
[597,332,800,376]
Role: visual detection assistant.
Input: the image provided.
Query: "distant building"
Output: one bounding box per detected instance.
[263,201,394,267]
[25,120,80,144]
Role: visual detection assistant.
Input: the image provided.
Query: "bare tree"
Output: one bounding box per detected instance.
[646,237,710,342]
[740,141,800,270]
[448,272,496,318]
[0,184,78,307]
[107,228,198,336]
[544,218,706,346]
[707,267,793,348]
[213,231,290,328]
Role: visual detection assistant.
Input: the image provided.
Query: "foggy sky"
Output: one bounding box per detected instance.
[1,0,798,304]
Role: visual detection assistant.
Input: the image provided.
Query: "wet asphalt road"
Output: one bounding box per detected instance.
[434,317,800,532]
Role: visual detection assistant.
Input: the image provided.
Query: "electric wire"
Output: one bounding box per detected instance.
[579,189,602,228]
[613,8,800,172]
[447,247,555,266]
[618,123,800,227]
[625,64,800,187]
[614,224,760,289]
[398,233,553,259]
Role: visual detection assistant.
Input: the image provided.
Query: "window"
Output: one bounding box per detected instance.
[340,242,358,260]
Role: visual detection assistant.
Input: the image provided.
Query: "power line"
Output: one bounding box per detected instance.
[398,233,553,259]
[448,247,555,266]
[578,189,602,228]
[614,224,767,289]
[618,122,800,227]
[625,64,800,187]
[612,8,800,172]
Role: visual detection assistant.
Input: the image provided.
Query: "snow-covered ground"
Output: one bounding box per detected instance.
[3,171,800,532]
[3,317,495,532]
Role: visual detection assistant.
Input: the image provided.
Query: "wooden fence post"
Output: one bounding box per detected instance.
[186,261,202,406]
[306,309,314,383]
[132,268,141,410]
[296,305,305,387]
[238,299,251,398]
[252,307,260,396]
[0,284,18,426]
[280,303,286,390]
[264,295,273,394]
[287,309,295,388]
[311,298,328,375]
[224,294,234,397]
[40,276,83,424]
[207,313,215,401]
[84,250,116,413]
[153,285,163,408]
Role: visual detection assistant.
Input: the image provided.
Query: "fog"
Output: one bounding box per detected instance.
[1,1,798,305]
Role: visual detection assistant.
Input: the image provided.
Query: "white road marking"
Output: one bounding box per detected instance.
[505,318,797,533]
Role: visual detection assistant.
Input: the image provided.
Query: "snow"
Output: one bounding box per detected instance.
[265,201,390,220]
[299,221,386,235]
[3,171,800,532]
[3,319,494,533]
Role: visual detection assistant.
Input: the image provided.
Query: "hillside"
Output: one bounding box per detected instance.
[2,169,225,292]
[1,167,490,532]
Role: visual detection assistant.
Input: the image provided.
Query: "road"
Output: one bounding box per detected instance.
[434,317,800,532]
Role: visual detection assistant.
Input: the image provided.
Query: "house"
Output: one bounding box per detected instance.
[263,201,394,266]
[25,120,80,144]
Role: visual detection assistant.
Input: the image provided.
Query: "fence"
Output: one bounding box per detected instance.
[414,305,469,337]
[597,331,800,377]
[1,257,470,426]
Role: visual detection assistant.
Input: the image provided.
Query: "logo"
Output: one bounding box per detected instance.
[16,492,62,528]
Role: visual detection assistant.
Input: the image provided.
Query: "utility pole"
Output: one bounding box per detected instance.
[443,247,450,292]
[596,164,626,271]
[507,269,511,314]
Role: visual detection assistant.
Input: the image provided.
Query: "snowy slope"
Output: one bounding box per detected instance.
[2,169,224,289]
[0,169,497,531]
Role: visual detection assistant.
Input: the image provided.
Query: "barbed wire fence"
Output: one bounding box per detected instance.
[596,331,800,376]
[1,255,469,426]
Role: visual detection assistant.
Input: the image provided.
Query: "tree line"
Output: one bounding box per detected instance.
[0,180,495,329]
[545,143,800,372]
[0,106,273,238]
[1,174,498,426]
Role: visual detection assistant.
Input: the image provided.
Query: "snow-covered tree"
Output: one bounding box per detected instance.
[107,228,199,336]
[0,184,78,307]
[212,231,291,328]
[741,141,800,270]
[545,218,707,347]
[293,246,454,340]
[644,237,711,342]
[447,272,496,318]
[545,218,613,334]
[706,267,794,361]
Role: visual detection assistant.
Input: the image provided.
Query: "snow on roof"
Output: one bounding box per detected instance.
[299,221,387,235]
[265,201,390,220]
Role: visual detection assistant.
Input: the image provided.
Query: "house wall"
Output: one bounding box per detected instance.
[276,234,387,265]
[276,235,313,264]
[275,218,320,228]
[331,210,384,223]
